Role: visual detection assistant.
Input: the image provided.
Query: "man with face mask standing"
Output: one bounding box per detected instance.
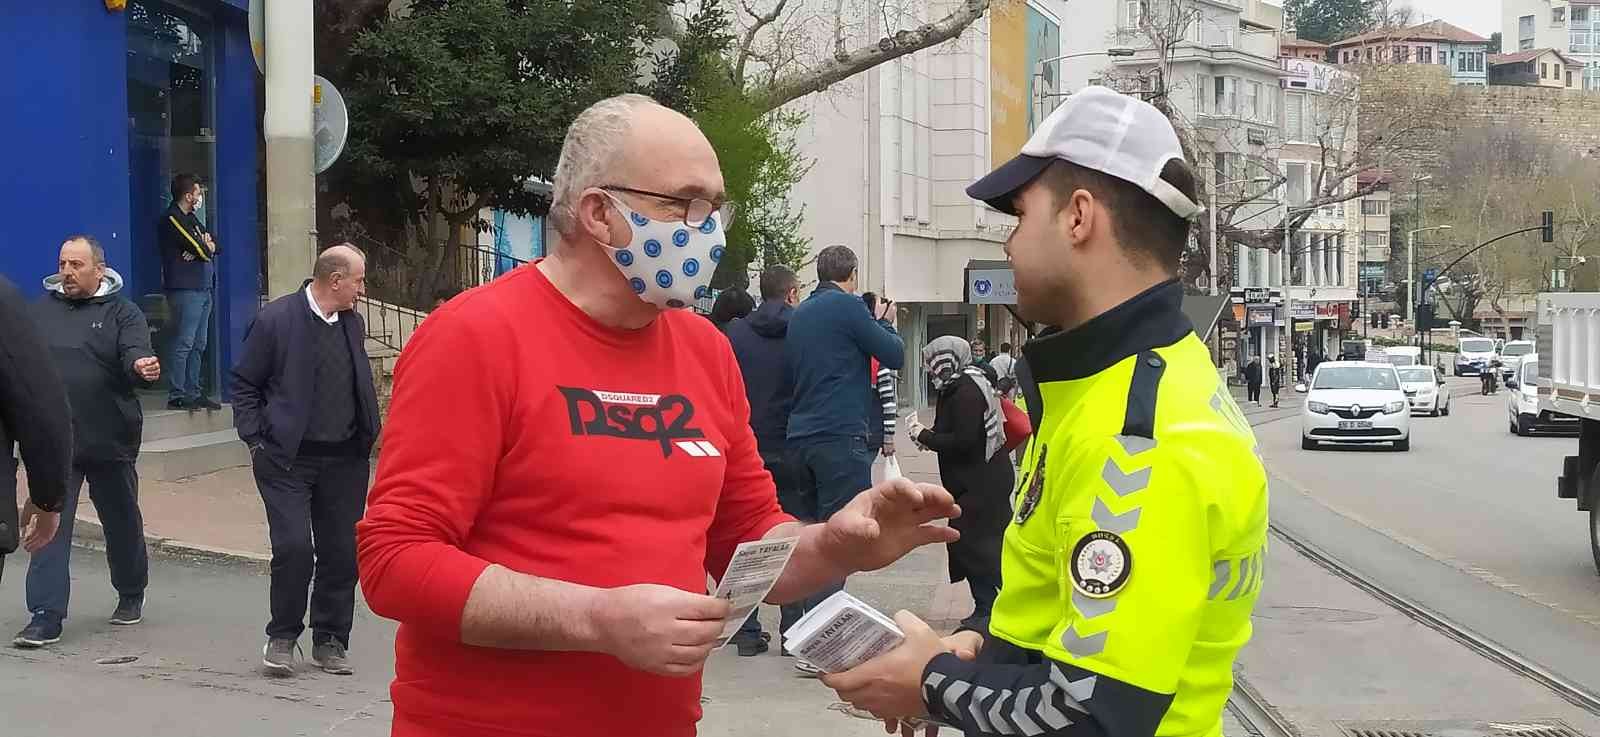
[822,86,1269,737]
[357,94,960,737]
[160,173,220,411]
[16,236,160,647]
[233,244,380,678]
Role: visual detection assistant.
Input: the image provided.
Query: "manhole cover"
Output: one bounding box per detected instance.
[1256,606,1379,624]
[1338,720,1587,737]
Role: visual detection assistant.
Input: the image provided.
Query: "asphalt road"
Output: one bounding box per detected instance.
[1257,375,1600,697]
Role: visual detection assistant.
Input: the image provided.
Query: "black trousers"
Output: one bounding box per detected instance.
[1247,383,1262,402]
[252,452,369,648]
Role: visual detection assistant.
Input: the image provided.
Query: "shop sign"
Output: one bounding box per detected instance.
[1247,306,1276,326]
[1244,288,1271,304]
[966,267,1018,305]
[1290,303,1316,320]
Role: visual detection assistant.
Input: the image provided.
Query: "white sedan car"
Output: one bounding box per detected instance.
[1301,361,1412,451]
[1396,365,1451,417]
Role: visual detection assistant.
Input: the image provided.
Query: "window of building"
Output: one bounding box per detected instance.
[1364,231,1389,247]
[1361,199,1388,216]
[1393,44,1406,62]
[1418,46,1433,64]
[1198,74,1212,113]
[1522,14,1537,41]
[1284,91,1306,141]
[1286,162,1308,205]
[1570,69,1577,86]
[1247,81,1262,120]
[1366,46,1374,62]
[1214,152,1230,184]
[1555,7,1568,24]
[1215,76,1227,114]
[1576,7,1590,23]
[1523,37,1537,50]
[1543,62,1551,78]
[1574,30,1592,52]
[1125,0,1141,29]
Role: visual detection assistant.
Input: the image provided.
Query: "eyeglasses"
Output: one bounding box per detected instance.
[602,186,737,229]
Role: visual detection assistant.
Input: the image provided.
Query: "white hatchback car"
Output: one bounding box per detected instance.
[1506,353,1580,436]
[1396,365,1451,417]
[1301,361,1412,451]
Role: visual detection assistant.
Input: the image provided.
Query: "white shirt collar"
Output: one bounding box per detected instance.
[305,286,339,325]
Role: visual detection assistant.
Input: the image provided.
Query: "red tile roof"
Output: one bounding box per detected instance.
[1330,20,1489,48]
[1489,48,1582,66]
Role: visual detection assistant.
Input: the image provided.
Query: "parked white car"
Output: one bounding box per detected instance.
[1506,353,1579,436]
[1301,361,1412,451]
[1499,340,1535,379]
[1454,336,1497,376]
[1397,365,1451,417]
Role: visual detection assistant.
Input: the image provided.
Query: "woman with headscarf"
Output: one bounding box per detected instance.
[906,336,1014,628]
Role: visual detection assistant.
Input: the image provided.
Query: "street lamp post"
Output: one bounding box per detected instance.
[1032,47,1136,126]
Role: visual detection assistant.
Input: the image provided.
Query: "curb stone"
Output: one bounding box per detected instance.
[71,514,270,570]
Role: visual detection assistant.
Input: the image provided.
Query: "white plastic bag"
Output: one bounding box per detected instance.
[872,455,904,486]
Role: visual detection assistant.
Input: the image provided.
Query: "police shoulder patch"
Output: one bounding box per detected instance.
[1070,530,1132,599]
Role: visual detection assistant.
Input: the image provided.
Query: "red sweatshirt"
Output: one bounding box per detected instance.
[357,263,794,737]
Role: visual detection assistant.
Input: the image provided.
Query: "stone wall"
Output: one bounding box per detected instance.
[1359,63,1600,178]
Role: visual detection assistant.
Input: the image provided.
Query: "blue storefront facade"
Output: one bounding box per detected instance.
[0,0,260,399]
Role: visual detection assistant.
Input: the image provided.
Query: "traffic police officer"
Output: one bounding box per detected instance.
[822,86,1269,737]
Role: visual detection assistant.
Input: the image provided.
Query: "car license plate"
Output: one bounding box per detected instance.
[1338,420,1373,430]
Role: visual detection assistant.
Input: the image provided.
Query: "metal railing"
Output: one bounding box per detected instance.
[355,241,530,355]
[356,295,427,355]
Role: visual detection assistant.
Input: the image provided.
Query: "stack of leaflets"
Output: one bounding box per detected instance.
[782,591,904,673]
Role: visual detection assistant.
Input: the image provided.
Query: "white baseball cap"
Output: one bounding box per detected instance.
[967,85,1204,220]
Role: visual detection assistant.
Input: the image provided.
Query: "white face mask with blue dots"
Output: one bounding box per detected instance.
[600,192,726,310]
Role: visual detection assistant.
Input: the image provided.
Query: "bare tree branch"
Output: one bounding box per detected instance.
[832,0,849,61]
[736,0,792,89]
[750,0,992,113]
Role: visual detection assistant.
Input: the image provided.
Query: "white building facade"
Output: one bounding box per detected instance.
[785,0,1060,405]
[1503,0,1600,88]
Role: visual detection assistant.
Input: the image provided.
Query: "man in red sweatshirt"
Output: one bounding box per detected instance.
[357,93,963,737]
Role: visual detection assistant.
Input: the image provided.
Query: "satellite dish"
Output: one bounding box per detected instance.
[249,0,264,74]
[313,75,349,174]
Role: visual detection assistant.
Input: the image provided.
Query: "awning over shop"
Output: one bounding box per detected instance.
[962,260,1231,340]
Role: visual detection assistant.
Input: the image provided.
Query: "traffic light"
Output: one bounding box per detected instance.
[1543,210,1555,243]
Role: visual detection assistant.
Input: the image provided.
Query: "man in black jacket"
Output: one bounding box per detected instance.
[160,173,220,411]
[14,236,161,648]
[232,244,379,678]
[723,265,801,657]
[0,275,72,583]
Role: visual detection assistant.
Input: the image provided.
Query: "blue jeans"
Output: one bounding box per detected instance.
[166,288,213,402]
[25,462,149,625]
[777,437,875,636]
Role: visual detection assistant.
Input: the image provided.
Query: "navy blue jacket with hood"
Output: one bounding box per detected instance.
[726,300,796,454]
[785,282,904,443]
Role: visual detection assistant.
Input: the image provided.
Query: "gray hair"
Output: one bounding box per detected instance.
[314,243,366,282]
[815,245,859,283]
[550,93,661,236]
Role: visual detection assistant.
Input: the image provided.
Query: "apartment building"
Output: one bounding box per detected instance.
[784,0,1062,404]
[1328,21,1491,86]
[1502,0,1600,88]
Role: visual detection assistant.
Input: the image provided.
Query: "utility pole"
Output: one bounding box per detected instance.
[264,0,316,299]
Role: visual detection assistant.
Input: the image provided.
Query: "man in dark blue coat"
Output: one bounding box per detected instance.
[15,236,160,648]
[232,244,379,678]
[783,246,904,673]
[722,265,801,656]
[0,275,72,585]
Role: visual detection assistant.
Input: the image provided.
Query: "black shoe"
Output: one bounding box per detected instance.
[13,617,62,649]
[262,637,299,677]
[312,639,354,675]
[166,398,189,411]
[109,595,143,626]
[196,397,223,411]
[733,632,771,657]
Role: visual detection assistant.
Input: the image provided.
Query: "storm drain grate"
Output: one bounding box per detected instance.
[1338,719,1587,737]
